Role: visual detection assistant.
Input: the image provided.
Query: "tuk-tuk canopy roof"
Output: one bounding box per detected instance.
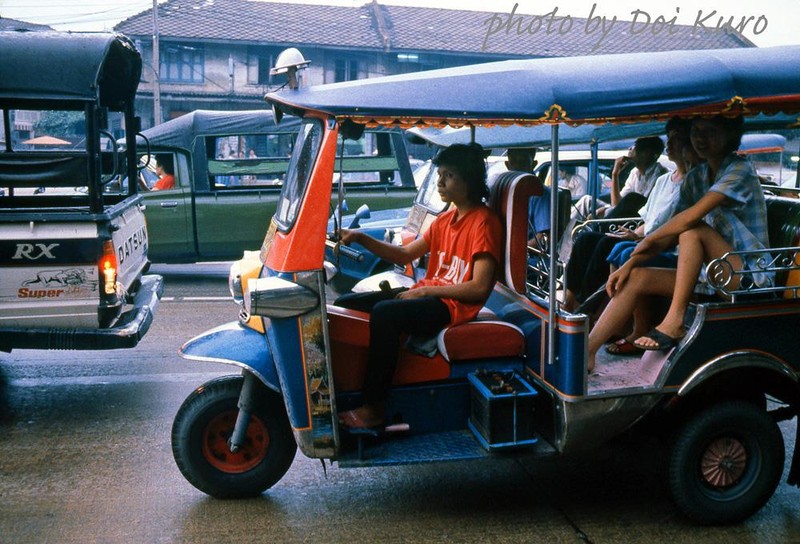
[137,109,301,151]
[267,45,800,127]
[0,31,141,110]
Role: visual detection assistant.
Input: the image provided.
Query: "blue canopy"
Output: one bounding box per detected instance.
[268,45,800,126]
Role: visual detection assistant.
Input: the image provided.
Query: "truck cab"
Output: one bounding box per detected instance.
[0,31,162,351]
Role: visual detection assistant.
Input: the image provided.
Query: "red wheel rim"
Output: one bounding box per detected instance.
[202,410,270,473]
[700,436,747,488]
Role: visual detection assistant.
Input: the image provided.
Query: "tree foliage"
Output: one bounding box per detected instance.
[33,111,84,137]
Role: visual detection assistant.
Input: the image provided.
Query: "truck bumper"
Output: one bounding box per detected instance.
[0,274,164,352]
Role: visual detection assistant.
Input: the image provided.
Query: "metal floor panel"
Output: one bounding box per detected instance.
[336,429,490,468]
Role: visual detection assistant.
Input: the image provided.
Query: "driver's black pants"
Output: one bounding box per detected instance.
[335,289,450,405]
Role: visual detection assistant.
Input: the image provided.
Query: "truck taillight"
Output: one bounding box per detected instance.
[100,240,118,295]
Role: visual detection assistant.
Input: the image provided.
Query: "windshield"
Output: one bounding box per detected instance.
[414,161,447,213]
[274,119,323,229]
[1,108,128,198]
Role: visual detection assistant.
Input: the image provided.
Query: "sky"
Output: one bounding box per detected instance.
[1,0,797,48]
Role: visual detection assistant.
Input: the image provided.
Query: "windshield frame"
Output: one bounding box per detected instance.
[273,118,324,231]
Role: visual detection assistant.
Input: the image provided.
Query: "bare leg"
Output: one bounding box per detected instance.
[630,295,658,339]
[635,224,741,348]
[587,267,677,371]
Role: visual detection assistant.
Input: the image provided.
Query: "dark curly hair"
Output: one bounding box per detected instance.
[432,143,489,203]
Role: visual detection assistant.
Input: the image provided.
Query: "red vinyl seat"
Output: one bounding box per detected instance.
[436,171,541,362]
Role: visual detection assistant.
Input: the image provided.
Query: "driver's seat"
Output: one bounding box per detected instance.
[436,171,542,363]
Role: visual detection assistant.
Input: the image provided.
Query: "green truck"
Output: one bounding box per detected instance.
[137,110,418,263]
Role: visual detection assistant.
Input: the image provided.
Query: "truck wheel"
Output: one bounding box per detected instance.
[172,375,296,498]
[669,401,784,524]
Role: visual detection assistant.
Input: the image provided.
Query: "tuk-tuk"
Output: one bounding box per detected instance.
[172,45,800,524]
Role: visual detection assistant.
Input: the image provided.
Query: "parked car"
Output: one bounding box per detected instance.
[134,110,418,263]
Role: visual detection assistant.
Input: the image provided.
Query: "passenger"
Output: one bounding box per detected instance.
[140,156,175,191]
[603,132,703,355]
[586,115,772,372]
[335,143,503,429]
[558,165,587,199]
[501,148,549,248]
[563,118,691,312]
[571,136,667,220]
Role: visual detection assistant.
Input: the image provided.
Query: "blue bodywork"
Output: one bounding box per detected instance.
[179,321,281,393]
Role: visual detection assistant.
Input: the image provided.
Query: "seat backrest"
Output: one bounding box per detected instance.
[488,171,543,293]
[765,194,800,250]
[765,194,800,295]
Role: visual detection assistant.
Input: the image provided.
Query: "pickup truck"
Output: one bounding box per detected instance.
[136,110,418,263]
[0,31,162,352]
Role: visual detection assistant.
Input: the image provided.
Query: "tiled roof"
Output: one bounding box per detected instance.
[114,0,753,56]
[379,4,754,56]
[0,17,53,31]
[116,0,383,49]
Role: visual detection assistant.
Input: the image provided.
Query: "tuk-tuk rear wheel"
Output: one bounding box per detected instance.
[172,375,296,499]
[668,400,783,525]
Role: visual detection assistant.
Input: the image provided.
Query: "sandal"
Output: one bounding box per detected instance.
[605,338,644,356]
[632,328,685,351]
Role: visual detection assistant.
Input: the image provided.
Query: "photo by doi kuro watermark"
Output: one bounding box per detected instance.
[482,2,769,51]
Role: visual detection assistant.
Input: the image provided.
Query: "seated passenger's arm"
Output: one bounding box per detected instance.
[340,228,428,266]
[632,191,730,257]
[610,156,629,207]
[398,253,497,304]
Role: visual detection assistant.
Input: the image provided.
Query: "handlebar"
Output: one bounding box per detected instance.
[325,238,365,262]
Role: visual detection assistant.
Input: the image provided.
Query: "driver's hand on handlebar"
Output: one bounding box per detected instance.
[338,228,359,246]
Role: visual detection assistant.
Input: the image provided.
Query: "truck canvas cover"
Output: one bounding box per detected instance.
[0,31,141,110]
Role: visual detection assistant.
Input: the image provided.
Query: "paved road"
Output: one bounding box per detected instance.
[1,266,799,543]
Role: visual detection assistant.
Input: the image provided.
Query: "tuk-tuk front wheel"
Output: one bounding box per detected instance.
[669,401,784,525]
[172,375,296,498]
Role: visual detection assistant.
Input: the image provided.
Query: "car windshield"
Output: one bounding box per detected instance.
[414,162,447,212]
[274,119,323,229]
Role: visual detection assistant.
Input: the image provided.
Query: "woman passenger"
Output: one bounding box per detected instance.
[587,115,772,372]
[336,143,503,429]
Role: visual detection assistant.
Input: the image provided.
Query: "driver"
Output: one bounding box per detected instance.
[335,143,502,430]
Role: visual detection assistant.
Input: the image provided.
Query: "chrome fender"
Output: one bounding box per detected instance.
[179,321,281,393]
[678,350,800,397]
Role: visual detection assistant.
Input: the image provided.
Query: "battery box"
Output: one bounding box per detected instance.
[468,370,538,450]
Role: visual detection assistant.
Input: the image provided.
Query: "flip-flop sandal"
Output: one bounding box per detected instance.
[632,328,685,351]
[605,338,644,356]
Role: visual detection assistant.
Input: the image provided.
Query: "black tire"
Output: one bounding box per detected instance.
[172,375,296,498]
[669,401,784,525]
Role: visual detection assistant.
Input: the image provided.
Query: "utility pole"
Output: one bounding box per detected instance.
[152,0,162,125]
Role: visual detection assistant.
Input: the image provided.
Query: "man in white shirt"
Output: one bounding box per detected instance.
[571,136,667,220]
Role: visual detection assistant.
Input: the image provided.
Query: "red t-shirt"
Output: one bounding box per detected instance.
[417,205,502,325]
[153,174,175,190]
